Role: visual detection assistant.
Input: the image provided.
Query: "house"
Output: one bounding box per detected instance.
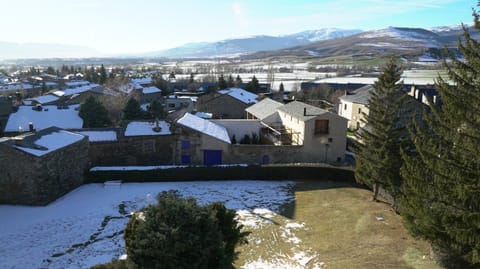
[196,88,258,119]
[338,85,373,130]
[0,127,89,205]
[4,104,83,135]
[165,96,194,112]
[25,94,60,106]
[175,113,231,165]
[175,99,348,165]
[131,86,163,104]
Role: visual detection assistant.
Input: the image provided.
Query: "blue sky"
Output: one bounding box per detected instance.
[0,0,474,54]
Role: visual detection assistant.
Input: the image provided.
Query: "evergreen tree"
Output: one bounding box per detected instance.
[147,99,165,120]
[121,191,248,269]
[99,64,107,85]
[79,96,111,128]
[235,75,242,87]
[400,11,480,268]
[217,74,228,90]
[227,75,235,88]
[354,58,410,205]
[245,76,260,93]
[122,98,146,120]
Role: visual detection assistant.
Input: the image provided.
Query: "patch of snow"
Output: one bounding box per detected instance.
[77,131,118,142]
[177,113,231,144]
[15,130,85,157]
[124,121,171,136]
[0,180,294,269]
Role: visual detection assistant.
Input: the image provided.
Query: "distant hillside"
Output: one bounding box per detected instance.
[0,42,102,59]
[140,28,363,58]
[244,26,476,61]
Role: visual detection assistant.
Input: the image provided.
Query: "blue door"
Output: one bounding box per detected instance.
[203,150,222,165]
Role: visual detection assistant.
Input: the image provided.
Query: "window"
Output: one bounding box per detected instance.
[314,120,329,135]
[344,103,347,110]
[168,103,175,108]
[181,140,190,150]
[358,107,362,114]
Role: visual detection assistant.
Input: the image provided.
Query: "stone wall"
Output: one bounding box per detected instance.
[0,136,89,205]
[88,135,175,166]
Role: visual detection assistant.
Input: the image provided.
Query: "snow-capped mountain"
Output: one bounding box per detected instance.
[140,28,363,58]
[245,26,470,60]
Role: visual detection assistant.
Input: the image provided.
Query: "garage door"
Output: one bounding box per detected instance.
[203,150,222,165]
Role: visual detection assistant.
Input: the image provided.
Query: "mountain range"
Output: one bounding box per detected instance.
[0,25,472,60]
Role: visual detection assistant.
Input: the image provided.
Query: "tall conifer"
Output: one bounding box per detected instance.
[400,8,480,268]
[355,58,411,205]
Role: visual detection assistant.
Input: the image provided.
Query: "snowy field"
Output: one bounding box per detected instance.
[0,180,324,269]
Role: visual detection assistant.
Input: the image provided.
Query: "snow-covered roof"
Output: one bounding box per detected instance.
[65,80,90,88]
[131,78,152,85]
[62,84,99,96]
[142,86,162,94]
[194,111,213,119]
[77,131,118,142]
[245,98,283,120]
[0,83,34,91]
[124,121,171,136]
[26,95,59,104]
[218,88,258,104]
[313,77,378,85]
[177,113,231,144]
[13,129,85,157]
[5,104,83,132]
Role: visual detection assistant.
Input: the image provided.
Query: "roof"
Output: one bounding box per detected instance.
[124,121,171,136]
[277,101,329,122]
[61,84,99,96]
[313,77,378,85]
[245,98,283,120]
[7,127,86,157]
[177,113,231,144]
[142,86,162,94]
[77,130,118,142]
[338,85,373,105]
[218,88,257,104]
[26,95,59,104]
[65,80,90,87]
[194,111,213,119]
[5,104,83,132]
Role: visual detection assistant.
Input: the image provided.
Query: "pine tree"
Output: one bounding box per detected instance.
[79,96,111,128]
[217,74,228,90]
[122,98,146,120]
[400,11,480,268]
[235,75,242,87]
[99,64,107,85]
[246,76,260,93]
[354,58,411,205]
[227,75,235,88]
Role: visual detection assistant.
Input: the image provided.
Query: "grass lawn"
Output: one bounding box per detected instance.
[235,180,441,269]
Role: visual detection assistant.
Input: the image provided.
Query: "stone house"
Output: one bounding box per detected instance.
[196,88,257,119]
[0,127,89,205]
[175,98,348,165]
[338,85,373,130]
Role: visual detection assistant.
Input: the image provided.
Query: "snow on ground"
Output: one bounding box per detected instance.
[0,180,296,269]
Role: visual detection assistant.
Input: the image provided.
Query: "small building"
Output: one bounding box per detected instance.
[338,85,373,130]
[175,113,231,165]
[196,88,258,119]
[0,127,89,205]
[4,104,83,135]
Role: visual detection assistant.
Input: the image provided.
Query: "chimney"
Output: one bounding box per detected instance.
[29,122,34,132]
[304,107,307,116]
